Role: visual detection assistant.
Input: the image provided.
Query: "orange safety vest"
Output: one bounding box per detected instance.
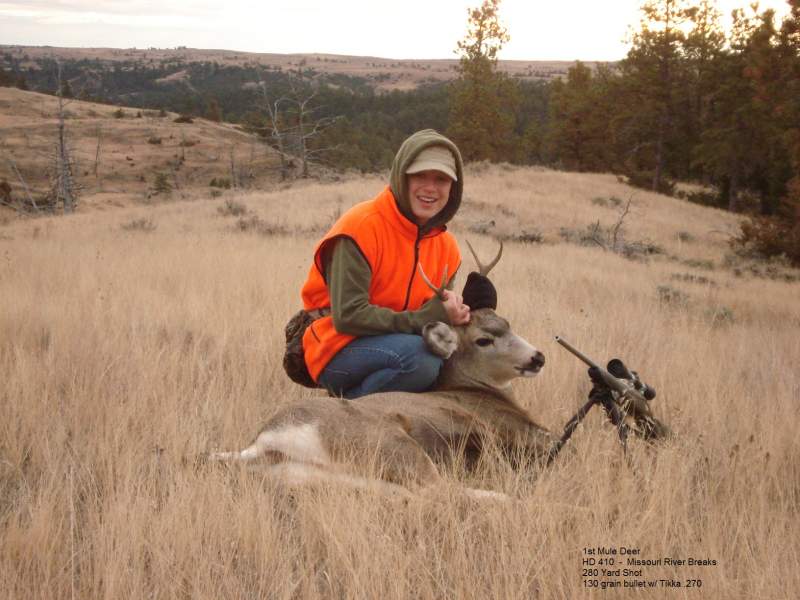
[301,186,461,382]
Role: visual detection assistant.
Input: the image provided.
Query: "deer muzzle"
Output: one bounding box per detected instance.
[517,350,545,376]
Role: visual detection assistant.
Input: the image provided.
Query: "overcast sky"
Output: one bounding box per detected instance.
[0,0,793,61]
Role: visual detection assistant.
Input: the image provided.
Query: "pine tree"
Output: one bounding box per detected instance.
[682,0,725,181]
[697,7,782,212]
[620,0,692,192]
[60,78,74,99]
[735,1,800,264]
[206,97,222,122]
[545,62,611,171]
[448,0,519,162]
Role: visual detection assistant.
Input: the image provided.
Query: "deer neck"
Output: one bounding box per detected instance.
[436,358,516,405]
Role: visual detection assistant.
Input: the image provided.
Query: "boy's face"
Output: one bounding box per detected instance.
[407,170,452,225]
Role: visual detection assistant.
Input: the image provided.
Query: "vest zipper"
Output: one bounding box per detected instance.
[402,233,422,310]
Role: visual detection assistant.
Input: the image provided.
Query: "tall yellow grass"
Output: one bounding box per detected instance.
[1,165,798,599]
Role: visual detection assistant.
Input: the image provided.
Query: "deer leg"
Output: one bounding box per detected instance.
[252,461,415,499]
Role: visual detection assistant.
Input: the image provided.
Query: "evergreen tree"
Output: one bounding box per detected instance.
[545,62,610,171]
[697,7,783,212]
[620,0,692,191]
[448,0,519,162]
[60,78,74,98]
[682,0,725,182]
[206,97,222,122]
[735,0,800,264]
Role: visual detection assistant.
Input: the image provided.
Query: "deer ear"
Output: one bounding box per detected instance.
[422,321,459,359]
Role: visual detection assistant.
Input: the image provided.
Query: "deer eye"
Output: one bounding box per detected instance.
[475,337,493,347]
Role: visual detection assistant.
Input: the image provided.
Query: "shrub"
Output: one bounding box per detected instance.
[723,252,800,282]
[681,258,714,270]
[147,136,162,145]
[113,108,125,119]
[152,173,172,195]
[467,220,495,234]
[121,217,156,232]
[179,139,197,147]
[217,199,247,217]
[676,231,695,243]
[621,240,664,260]
[734,206,800,268]
[670,272,717,287]
[705,305,735,327]
[496,230,544,244]
[236,215,289,236]
[209,177,231,189]
[173,114,194,124]
[591,196,623,208]
[657,285,689,307]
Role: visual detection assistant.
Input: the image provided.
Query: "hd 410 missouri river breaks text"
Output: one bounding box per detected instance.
[581,546,719,591]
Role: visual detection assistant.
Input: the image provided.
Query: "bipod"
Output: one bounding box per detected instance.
[546,390,630,467]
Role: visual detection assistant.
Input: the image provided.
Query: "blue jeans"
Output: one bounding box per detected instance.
[318,334,443,399]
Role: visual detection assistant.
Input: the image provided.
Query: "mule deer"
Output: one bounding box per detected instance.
[208,243,558,498]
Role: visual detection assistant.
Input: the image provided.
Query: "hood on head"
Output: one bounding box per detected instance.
[389,129,464,234]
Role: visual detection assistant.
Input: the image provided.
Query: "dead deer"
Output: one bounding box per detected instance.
[207,242,559,499]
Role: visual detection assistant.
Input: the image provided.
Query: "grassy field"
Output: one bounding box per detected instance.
[1,164,798,598]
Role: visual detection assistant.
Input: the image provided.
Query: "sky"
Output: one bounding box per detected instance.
[0,1,793,62]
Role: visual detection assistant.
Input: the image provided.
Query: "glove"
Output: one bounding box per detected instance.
[461,272,497,311]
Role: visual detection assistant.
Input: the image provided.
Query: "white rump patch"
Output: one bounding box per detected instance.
[211,423,330,465]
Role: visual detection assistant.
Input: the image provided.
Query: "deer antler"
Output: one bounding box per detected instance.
[417,263,449,300]
[465,240,503,276]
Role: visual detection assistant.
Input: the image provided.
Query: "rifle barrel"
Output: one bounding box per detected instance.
[554,336,600,370]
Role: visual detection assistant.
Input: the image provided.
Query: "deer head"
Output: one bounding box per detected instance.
[419,241,545,394]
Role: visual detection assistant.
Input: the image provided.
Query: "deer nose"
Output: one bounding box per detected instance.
[530,351,545,370]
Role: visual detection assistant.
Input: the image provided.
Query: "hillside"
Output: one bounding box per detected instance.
[1,164,797,598]
[2,45,586,92]
[0,87,282,215]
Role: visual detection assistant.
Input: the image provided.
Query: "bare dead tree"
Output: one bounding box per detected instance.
[94,126,102,180]
[588,197,634,253]
[289,88,340,178]
[229,145,238,189]
[257,79,292,181]
[51,58,79,214]
[257,72,341,180]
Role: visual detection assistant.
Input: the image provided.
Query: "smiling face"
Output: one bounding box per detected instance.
[407,170,453,226]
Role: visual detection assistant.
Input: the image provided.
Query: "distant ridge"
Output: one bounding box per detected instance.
[1,45,607,91]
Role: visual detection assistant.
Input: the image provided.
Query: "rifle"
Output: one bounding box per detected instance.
[547,336,665,465]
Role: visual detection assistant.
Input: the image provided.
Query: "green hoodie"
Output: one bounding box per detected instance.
[324,129,464,336]
[389,128,464,235]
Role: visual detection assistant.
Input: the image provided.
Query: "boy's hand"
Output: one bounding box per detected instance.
[441,289,470,325]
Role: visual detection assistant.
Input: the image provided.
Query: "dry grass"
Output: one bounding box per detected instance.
[1,165,798,599]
